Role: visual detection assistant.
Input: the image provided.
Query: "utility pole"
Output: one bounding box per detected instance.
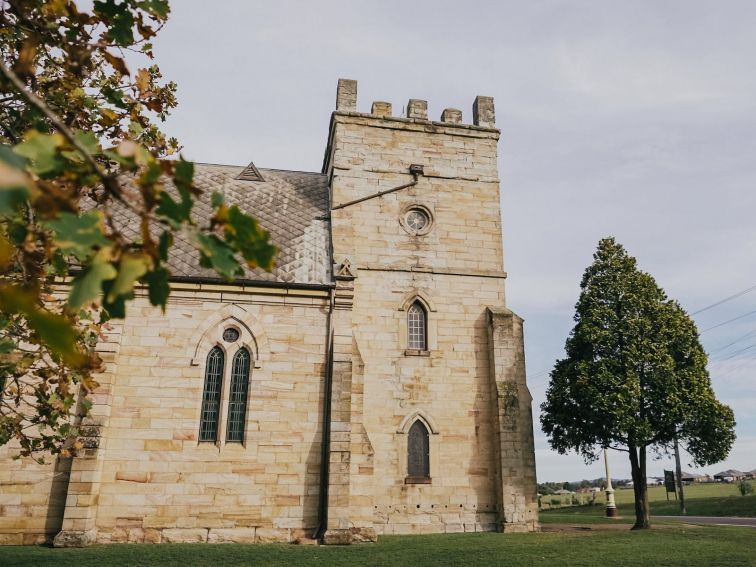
[604,447,617,517]
[674,437,686,515]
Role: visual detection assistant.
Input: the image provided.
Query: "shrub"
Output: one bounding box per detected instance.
[738,480,753,496]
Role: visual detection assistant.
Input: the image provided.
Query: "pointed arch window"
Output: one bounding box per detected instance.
[199,346,224,442]
[226,348,251,442]
[407,301,427,350]
[407,420,430,481]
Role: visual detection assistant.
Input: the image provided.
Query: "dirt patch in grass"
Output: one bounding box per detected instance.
[542,522,702,533]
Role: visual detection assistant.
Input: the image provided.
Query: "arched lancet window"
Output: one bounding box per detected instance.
[226,347,251,442]
[199,346,224,442]
[407,420,430,479]
[407,301,427,350]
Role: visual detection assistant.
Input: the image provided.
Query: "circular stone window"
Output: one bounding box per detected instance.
[401,206,433,235]
[222,327,240,343]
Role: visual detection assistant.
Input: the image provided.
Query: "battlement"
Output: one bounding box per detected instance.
[335,78,496,129]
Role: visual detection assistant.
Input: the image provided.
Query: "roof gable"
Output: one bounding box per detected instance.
[235,161,266,182]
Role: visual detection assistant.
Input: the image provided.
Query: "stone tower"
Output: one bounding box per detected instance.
[321,79,538,541]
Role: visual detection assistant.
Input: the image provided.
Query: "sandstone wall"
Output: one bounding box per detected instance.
[0,448,69,545]
[70,285,329,544]
[352,271,505,535]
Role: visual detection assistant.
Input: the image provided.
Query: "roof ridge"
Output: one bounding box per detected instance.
[193,162,323,176]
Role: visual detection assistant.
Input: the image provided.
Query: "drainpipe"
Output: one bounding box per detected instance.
[316,288,335,539]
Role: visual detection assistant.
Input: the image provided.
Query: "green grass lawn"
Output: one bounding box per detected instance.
[1,527,755,567]
[613,481,756,505]
[3,483,753,567]
[541,481,756,518]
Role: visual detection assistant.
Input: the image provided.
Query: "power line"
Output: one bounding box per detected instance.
[718,343,756,362]
[709,356,756,377]
[692,284,756,315]
[701,309,756,333]
[707,329,756,357]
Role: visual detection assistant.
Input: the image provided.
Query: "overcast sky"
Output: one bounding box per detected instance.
[150,1,756,482]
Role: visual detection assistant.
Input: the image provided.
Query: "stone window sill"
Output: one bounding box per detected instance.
[404,349,430,357]
[405,476,432,485]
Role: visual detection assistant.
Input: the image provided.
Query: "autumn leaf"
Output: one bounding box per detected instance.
[135,68,151,96]
[102,50,130,76]
[61,131,102,163]
[211,191,224,207]
[156,186,193,227]
[13,38,38,78]
[0,161,32,216]
[106,252,152,302]
[144,266,170,310]
[0,286,84,366]
[68,249,118,309]
[94,0,136,46]
[138,0,170,19]
[13,131,66,177]
[157,230,172,262]
[225,206,276,270]
[45,211,111,261]
[194,233,242,280]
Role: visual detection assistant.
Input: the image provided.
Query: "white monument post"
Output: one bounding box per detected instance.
[604,448,618,517]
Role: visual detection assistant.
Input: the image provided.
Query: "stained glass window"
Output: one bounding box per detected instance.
[199,347,224,442]
[226,348,251,442]
[408,301,427,350]
[408,420,430,478]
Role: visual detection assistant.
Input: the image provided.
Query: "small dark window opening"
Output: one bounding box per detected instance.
[226,348,251,442]
[223,327,240,343]
[407,420,430,482]
[407,301,427,350]
[199,347,224,442]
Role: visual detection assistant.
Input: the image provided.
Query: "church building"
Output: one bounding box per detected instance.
[0,79,539,546]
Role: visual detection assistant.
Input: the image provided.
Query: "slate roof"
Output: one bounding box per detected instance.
[111,163,332,286]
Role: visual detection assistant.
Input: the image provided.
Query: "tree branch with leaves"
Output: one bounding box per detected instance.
[0,0,275,458]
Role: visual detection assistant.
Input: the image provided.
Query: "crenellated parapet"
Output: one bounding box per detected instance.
[334,78,496,128]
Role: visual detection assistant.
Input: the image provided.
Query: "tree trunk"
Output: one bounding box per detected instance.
[628,444,651,529]
[674,437,686,515]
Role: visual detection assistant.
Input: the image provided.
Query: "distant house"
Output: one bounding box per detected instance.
[681,471,709,483]
[622,479,660,488]
[554,489,573,495]
[747,469,756,479]
[713,470,746,482]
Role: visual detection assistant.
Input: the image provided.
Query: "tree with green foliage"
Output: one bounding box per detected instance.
[541,237,736,529]
[0,1,275,458]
